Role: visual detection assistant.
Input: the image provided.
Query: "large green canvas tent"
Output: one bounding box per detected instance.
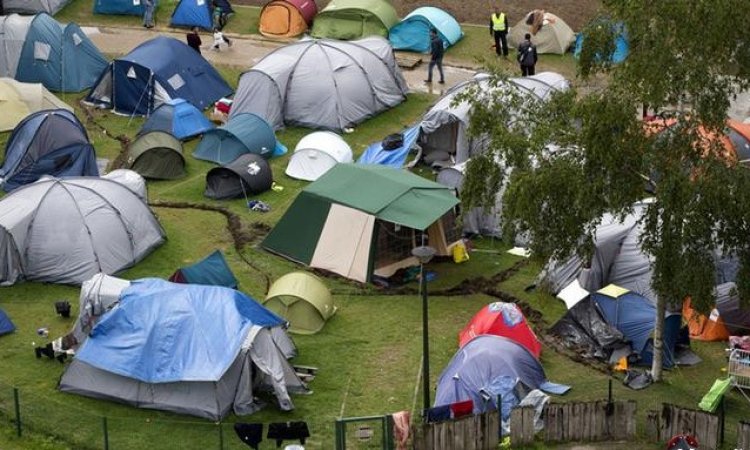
[262,164,461,283]
[264,272,335,334]
[310,0,398,40]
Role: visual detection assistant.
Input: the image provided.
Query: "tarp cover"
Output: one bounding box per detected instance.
[76,279,284,383]
[358,125,420,168]
[550,296,628,362]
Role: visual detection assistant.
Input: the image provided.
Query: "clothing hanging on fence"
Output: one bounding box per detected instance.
[391,410,411,450]
[426,404,451,422]
[234,423,263,450]
[450,399,474,418]
[267,421,310,448]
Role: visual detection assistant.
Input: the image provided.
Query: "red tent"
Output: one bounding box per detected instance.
[459,302,542,358]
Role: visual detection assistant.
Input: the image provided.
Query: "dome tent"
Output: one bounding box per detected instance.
[436,161,502,237]
[138,98,214,141]
[0,78,72,132]
[194,113,285,165]
[171,0,234,30]
[204,153,273,200]
[169,250,238,288]
[0,177,165,285]
[459,302,542,358]
[264,272,336,334]
[286,131,353,181]
[102,169,148,199]
[389,6,463,53]
[231,37,407,132]
[0,109,98,192]
[126,131,186,180]
[0,308,16,336]
[259,0,317,38]
[3,0,72,15]
[509,11,576,55]
[94,0,159,15]
[0,13,108,92]
[310,0,397,40]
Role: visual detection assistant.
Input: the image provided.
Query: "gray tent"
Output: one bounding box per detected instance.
[231,36,408,132]
[437,161,502,237]
[0,177,165,285]
[205,153,273,200]
[3,0,71,15]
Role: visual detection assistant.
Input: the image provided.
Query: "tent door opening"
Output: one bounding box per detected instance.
[422,121,459,160]
[373,220,417,278]
[263,4,293,35]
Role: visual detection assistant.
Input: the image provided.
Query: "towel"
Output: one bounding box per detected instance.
[391,411,411,450]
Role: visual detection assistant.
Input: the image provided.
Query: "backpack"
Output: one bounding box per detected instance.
[382,133,404,151]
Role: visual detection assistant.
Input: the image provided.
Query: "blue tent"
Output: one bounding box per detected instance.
[138,99,214,140]
[169,250,238,288]
[193,113,287,165]
[171,0,234,30]
[5,13,108,92]
[358,125,420,167]
[389,7,463,53]
[0,308,16,336]
[94,0,159,15]
[592,291,681,368]
[85,36,233,116]
[76,278,284,383]
[574,22,629,64]
[0,109,98,192]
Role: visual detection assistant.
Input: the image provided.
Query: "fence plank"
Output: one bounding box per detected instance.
[624,401,637,439]
[703,412,719,450]
[488,410,499,448]
[646,409,659,442]
[524,406,535,444]
[737,421,750,450]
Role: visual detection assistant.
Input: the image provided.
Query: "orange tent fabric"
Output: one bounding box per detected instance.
[683,298,730,341]
[260,0,317,38]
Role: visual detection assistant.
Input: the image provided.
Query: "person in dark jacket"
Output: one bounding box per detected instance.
[489,9,509,57]
[517,33,538,76]
[424,28,445,84]
[187,27,202,54]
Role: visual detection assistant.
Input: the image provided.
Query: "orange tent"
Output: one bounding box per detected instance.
[646,118,750,164]
[259,0,317,39]
[683,298,730,341]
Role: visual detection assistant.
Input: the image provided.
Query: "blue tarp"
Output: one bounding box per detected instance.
[0,308,15,336]
[358,125,420,168]
[14,13,108,92]
[573,22,629,64]
[94,0,158,15]
[139,99,214,140]
[193,113,286,165]
[169,250,238,288]
[389,7,463,53]
[171,0,233,29]
[592,291,681,367]
[75,278,284,383]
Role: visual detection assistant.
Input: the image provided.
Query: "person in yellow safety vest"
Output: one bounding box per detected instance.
[489,9,509,58]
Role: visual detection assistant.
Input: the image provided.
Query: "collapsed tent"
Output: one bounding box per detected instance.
[310,0,398,40]
[231,37,407,132]
[94,0,158,15]
[0,177,165,285]
[194,113,284,165]
[0,109,97,192]
[138,98,214,140]
[259,0,317,38]
[0,308,16,336]
[389,7,463,53]
[59,278,308,420]
[419,72,569,165]
[263,164,461,283]
[264,272,336,334]
[204,153,273,199]
[285,131,353,181]
[574,21,629,64]
[358,125,421,168]
[169,250,238,289]
[459,302,542,358]
[0,13,108,92]
[508,11,576,55]
[127,131,186,180]
[0,78,72,131]
[86,36,233,116]
[171,0,234,30]
[3,0,72,15]
[550,296,628,362]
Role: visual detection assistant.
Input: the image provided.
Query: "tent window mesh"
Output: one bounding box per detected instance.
[441,209,461,243]
[374,221,414,268]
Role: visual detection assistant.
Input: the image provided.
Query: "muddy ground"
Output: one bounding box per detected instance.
[234,0,603,31]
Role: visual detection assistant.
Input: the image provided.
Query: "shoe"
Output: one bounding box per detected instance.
[35,347,42,359]
[438,80,445,84]
[424,79,432,83]
[227,41,233,47]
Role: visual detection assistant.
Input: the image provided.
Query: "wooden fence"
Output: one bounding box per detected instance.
[737,420,750,450]
[645,403,720,450]
[412,410,500,450]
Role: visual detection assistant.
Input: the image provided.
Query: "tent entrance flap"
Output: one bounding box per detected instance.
[263,4,293,35]
[373,220,417,277]
[310,204,374,283]
[112,62,152,116]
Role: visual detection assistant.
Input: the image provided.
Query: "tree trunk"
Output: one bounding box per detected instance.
[651,294,666,381]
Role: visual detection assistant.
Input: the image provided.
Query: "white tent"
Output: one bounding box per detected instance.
[0,77,72,131]
[285,131,353,181]
[101,169,148,200]
[509,11,576,55]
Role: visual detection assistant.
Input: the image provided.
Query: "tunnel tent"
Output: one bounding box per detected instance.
[193,113,286,165]
[310,0,397,40]
[168,250,238,289]
[170,0,234,30]
[204,153,273,200]
[126,131,186,180]
[389,6,463,53]
[264,271,336,334]
[138,98,214,141]
[259,0,317,38]
[0,78,72,131]
[285,131,353,181]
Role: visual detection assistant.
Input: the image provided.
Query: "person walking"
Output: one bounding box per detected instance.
[143,0,155,28]
[489,8,508,58]
[517,33,538,76]
[424,28,445,84]
[212,28,232,51]
[212,0,227,31]
[187,27,202,54]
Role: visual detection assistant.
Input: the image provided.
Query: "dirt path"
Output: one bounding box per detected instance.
[84,26,477,96]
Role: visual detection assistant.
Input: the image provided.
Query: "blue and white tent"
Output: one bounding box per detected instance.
[0,13,108,92]
[86,36,233,116]
[94,0,158,16]
[171,0,233,30]
[138,98,214,140]
[0,308,16,336]
[0,109,97,192]
[59,278,309,420]
[389,7,463,53]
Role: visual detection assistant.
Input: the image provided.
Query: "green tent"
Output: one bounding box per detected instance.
[264,272,335,334]
[310,0,399,40]
[127,131,186,180]
[262,164,461,283]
